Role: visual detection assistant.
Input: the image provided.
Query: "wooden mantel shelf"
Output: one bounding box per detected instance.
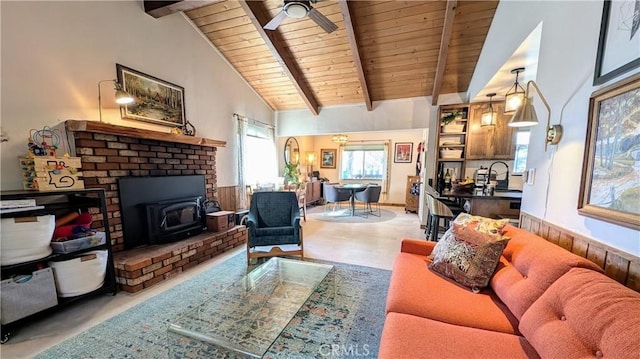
[65,120,226,148]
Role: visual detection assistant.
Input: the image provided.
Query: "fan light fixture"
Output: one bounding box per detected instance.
[332,134,348,143]
[504,67,526,114]
[98,79,134,122]
[481,93,497,127]
[284,1,309,18]
[508,80,563,152]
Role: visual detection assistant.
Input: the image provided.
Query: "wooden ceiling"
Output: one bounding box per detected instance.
[146,0,498,115]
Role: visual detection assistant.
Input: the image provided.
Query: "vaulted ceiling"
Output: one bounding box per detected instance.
[145,0,499,115]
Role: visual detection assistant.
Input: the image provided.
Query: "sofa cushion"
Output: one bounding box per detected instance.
[386,251,520,334]
[519,268,640,358]
[490,225,604,320]
[379,312,539,359]
[429,224,509,290]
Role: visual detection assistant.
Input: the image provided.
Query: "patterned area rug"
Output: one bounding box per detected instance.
[35,254,391,359]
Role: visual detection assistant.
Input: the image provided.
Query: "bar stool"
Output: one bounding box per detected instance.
[425,194,455,241]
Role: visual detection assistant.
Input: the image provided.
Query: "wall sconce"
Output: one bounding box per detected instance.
[98,79,134,122]
[332,134,348,143]
[508,80,563,151]
[504,67,526,114]
[481,93,497,126]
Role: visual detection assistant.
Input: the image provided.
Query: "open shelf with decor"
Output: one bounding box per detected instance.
[435,104,469,192]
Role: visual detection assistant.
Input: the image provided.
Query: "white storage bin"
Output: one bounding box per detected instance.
[50,232,106,254]
[1,215,54,265]
[1,268,58,324]
[48,250,107,297]
[440,149,463,159]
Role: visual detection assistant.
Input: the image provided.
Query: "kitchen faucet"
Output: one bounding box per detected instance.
[486,161,510,190]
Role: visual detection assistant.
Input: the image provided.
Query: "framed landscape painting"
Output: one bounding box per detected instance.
[116,64,186,127]
[578,73,640,230]
[320,149,336,169]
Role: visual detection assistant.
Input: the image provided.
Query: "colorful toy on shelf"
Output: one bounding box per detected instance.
[27,126,64,157]
[52,211,93,241]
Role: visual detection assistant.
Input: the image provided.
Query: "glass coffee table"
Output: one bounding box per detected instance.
[168,257,333,358]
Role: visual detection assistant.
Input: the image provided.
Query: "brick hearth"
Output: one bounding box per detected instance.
[113,226,246,293]
[64,120,237,292]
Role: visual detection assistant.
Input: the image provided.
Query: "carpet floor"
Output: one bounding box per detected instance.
[35,253,391,358]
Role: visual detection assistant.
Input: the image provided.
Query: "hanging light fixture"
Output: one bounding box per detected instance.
[504,67,526,114]
[481,93,497,127]
[332,134,348,143]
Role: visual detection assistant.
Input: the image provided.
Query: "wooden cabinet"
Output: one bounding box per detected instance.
[466,102,516,160]
[405,175,420,213]
[0,189,117,343]
[305,181,321,205]
[435,104,469,190]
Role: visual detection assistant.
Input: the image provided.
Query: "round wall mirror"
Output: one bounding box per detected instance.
[284,137,300,166]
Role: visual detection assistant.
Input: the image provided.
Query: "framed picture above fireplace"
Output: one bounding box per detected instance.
[116,64,186,128]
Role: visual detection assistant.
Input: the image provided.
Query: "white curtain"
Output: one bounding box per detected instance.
[236,113,276,209]
[236,114,248,209]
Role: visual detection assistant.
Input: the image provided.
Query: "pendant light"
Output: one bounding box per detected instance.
[481,93,497,127]
[332,134,348,143]
[504,67,525,114]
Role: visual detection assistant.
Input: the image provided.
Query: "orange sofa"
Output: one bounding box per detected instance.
[380,225,640,358]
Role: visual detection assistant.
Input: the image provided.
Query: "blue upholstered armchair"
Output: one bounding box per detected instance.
[246,191,303,264]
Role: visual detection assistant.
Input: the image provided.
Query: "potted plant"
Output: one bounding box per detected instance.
[283,163,300,185]
[441,111,459,125]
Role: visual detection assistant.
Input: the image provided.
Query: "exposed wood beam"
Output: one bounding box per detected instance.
[431,0,457,106]
[338,0,372,111]
[239,1,320,116]
[144,1,222,19]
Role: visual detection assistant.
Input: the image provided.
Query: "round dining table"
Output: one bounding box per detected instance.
[335,183,368,216]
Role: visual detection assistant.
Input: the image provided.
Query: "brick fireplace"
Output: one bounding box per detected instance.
[65,120,246,292]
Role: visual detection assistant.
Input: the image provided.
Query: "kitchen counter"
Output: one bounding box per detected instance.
[438,189,522,220]
[440,190,522,200]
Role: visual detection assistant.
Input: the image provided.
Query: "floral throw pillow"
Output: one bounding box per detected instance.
[428,223,510,291]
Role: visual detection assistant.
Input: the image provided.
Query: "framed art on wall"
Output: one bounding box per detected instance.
[394,142,413,163]
[578,73,640,230]
[320,149,336,169]
[116,64,186,127]
[593,0,640,85]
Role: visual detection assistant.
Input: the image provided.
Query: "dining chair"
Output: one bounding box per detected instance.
[296,183,307,222]
[323,183,351,213]
[354,185,382,218]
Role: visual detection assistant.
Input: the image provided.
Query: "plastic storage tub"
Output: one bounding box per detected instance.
[48,250,108,297]
[0,215,54,265]
[0,268,58,324]
[50,232,106,254]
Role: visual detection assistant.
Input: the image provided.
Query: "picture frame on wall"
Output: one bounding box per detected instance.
[593,0,640,85]
[320,149,336,169]
[394,142,413,163]
[578,73,640,230]
[116,64,186,127]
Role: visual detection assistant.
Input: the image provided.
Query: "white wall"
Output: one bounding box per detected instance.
[0,0,273,189]
[478,0,640,255]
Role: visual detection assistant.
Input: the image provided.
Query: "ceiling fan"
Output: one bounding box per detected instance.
[264,0,338,34]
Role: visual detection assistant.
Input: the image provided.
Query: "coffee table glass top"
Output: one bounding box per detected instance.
[168,257,333,358]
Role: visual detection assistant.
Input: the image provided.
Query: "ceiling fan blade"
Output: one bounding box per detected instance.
[308,8,338,33]
[264,10,288,30]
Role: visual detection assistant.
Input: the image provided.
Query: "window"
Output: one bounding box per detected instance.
[513,131,530,174]
[340,144,387,180]
[242,124,277,186]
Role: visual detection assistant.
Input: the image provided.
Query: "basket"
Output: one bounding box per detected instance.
[50,232,106,254]
[48,250,108,297]
[440,149,463,159]
[1,268,58,324]
[442,124,465,133]
[0,215,54,265]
